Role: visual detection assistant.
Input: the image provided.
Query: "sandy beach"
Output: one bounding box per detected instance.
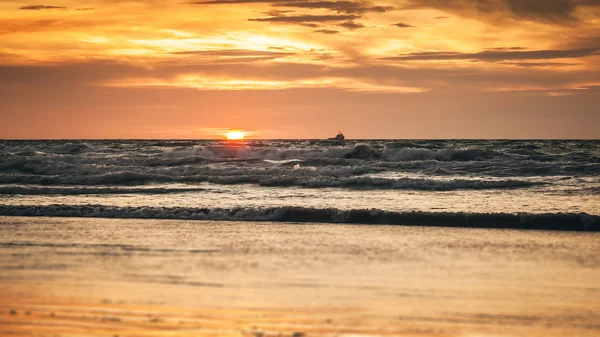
[1,216,599,336]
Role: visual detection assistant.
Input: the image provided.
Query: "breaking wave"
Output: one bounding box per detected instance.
[0,186,209,195]
[156,144,502,162]
[0,204,597,231]
[0,174,543,191]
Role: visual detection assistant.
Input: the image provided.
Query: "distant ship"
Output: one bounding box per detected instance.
[327,131,345,141]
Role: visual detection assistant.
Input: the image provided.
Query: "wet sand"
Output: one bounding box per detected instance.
[1,216,599,336]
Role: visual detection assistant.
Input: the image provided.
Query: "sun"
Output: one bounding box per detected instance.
[226,130,244,140]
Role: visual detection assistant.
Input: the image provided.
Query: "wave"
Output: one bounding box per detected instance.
[158,144,503,162]
[0,158,376,177]
[0,204,597,231]
[0,186,210,195]
[0,173,543,191]
[5,154,598,181]
[253,176,543,190]
[48,143,92,154]
[381,147,500,162]
[0,154,269,175]
[3,143,502,161]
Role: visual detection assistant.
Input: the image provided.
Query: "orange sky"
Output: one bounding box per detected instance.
[1,0,599,139]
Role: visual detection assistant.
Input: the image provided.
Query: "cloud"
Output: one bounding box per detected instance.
[381,47,600,61]
[315,29,341,34]
[261,10,294,17]
[189,0,273,4]
[275,1,392,14]
[500,61,583,67]
[190,0,392,14]
[249,14,359,23]
[339,21,364,29]
[5,56,595,91]
[192,0,390,28]
[2,57,600,115]
[191,0,599,24]
[173,49,293,57]
[404,0,600,23]
[393,23,415,28]
[170,49,294,62]
[486,47,527,51]
[19,5,66,10]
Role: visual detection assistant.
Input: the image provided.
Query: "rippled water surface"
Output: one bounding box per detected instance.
[1,140,598,227]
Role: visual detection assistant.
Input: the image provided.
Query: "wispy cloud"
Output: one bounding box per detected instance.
[404,0,600,24]
[19,5,66,10]
[314,29,340,34]
[191,0,392,14]
[249,14,359,24]
[339,21,364,30]
[381,47,600,61]
[393,23,415,28]
[172,49,293,57]
[193,0,390,28]
[275,1,392,14]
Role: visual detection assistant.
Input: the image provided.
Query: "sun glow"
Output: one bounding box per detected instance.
[226,130,244,140]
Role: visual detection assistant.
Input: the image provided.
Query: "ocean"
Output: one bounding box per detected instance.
[1,139,600,336]
[0,139,598,229]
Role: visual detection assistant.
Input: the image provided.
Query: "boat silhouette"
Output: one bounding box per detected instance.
[327,131,345,141]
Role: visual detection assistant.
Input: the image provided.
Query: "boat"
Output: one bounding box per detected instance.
[327,131,345,141]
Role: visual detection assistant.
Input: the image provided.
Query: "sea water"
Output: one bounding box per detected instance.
[0,140,598,228]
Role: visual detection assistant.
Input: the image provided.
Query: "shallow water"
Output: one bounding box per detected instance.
[1,216,599,336]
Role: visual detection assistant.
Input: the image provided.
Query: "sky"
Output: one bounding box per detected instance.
[0,0,599,139]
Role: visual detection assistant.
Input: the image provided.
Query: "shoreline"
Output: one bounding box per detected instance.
[0,204,598,231]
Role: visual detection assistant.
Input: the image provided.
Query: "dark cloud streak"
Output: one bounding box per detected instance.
[170,49,294,62]
[172,49,293,57]
[339,21,364,29]
[190,0,392,14]
[500,61,583,67]
[191,0,390,27]
[315,29,340,34]
[19,5,66,10]
[275,1,392,14]
[405,0,600,23]
[382,47,600,61]
[249,14,358,23]
[189,0,273,4]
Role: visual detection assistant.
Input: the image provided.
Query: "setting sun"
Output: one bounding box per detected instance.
[226,130,244,140]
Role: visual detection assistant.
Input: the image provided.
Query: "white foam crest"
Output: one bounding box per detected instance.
[48,142,93,154]
[0,164,376,185]
[0,185,208,195]
[0,170,543,191]
[0,204,597,231]
[159,144,356,160]
[383,147,451,161]
[381,146,494,162]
